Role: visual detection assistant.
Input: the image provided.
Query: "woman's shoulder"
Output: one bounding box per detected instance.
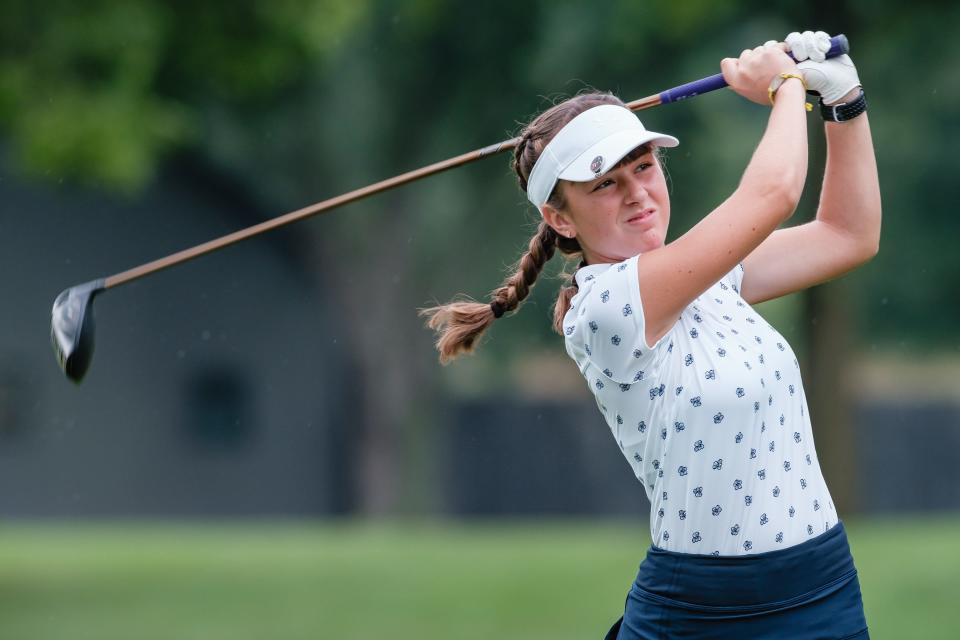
[563,256,673,383]
[563,257,638,334]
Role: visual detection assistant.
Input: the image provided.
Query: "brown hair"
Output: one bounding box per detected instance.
[421,91,631,363]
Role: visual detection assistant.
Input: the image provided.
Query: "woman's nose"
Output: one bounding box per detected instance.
[624,172,648,202]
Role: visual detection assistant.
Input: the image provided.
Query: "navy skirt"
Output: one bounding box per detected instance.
[605,520,869,639]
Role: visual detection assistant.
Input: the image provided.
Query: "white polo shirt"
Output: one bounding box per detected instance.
[563,255,839,555]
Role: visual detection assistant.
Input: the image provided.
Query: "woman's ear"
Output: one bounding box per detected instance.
[540,203,576,240]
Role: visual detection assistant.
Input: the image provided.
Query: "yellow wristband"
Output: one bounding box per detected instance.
[768,73,813,112]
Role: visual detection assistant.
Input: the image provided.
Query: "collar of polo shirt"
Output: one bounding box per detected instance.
[526,104,679,208]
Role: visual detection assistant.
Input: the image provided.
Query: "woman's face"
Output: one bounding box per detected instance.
[542,147,671,264]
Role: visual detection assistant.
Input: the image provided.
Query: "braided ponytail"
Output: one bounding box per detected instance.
[422,90,625,363]
[420,221,559,363]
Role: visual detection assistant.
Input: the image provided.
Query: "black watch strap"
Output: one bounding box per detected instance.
[820,88,867,122]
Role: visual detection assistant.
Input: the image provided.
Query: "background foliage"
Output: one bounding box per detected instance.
[3,0,957,346]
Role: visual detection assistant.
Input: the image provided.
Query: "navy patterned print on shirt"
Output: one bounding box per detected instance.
[563,255,837,555]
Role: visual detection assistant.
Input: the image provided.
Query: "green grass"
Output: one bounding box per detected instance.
[0,514,956,639]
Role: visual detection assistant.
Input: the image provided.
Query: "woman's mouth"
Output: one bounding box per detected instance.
[626,209,655,224]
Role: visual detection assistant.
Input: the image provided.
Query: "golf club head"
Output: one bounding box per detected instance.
[51,279,105,383]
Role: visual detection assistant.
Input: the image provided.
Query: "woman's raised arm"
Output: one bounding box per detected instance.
[637,44,808,347]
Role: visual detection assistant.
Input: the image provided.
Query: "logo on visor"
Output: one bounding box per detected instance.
[590,155,604,176]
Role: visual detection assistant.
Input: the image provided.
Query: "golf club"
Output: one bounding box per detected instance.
[51,34,849,383]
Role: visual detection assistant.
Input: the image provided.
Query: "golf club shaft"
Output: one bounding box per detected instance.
[104,34,848,290]
[105,143,515,288]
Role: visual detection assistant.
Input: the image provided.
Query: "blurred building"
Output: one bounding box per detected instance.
[0,155,352,516]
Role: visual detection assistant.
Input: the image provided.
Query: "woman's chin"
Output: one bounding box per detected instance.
[632,233,666,254]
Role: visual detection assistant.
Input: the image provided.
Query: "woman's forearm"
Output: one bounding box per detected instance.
[816,110,882,255]
[738,79,809,214]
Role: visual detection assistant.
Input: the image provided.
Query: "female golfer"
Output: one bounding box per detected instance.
[424,30,878,639]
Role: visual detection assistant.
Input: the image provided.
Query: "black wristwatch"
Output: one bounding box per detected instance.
[820,88,867,122]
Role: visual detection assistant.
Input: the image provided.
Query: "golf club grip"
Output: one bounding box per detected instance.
[656,34,849,105]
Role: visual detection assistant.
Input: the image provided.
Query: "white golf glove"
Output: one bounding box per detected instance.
[785,30,832,62]
[786,30,862,104]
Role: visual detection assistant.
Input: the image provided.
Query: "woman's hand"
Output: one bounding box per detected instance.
[721,43,798,106]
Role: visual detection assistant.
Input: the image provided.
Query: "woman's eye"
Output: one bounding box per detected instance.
[636,162,652,172]
[592,179,613,192]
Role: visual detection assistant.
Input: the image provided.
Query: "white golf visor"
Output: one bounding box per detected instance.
[526,104,679,208]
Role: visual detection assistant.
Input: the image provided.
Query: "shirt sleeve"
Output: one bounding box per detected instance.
[564,255,672,385]
[726,262,745,294]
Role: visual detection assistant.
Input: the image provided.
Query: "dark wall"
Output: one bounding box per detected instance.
[446,401,652,517]
[445,399,960,517]
[857,403,960,513]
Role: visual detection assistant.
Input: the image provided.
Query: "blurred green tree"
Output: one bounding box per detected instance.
[0,0,367,190]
